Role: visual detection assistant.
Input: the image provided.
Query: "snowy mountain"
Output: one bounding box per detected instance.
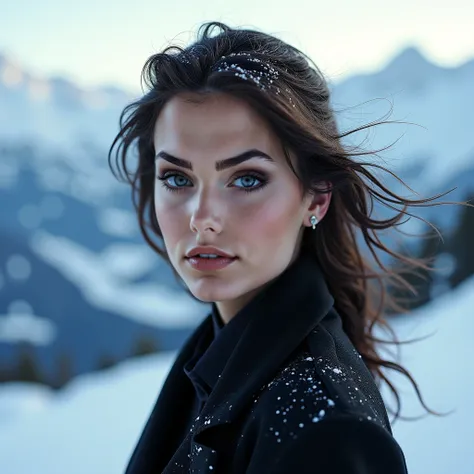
[0,53,133,150]
[0,46,473,386]
[331,46,474,209]
[329,47,474,255]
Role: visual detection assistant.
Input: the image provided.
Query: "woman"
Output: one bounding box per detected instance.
[108,21,452,474]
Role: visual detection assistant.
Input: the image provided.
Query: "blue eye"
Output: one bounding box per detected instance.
[157,173,192,192]
[156,171,269,193]
[234,175,262,190]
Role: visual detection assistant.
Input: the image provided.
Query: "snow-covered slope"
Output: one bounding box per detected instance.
[383,275,474,474]
[0,275,473,474]
[0,352,177,474]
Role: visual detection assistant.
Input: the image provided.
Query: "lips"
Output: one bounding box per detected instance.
[185,246,236,259]
[185,254,238,271]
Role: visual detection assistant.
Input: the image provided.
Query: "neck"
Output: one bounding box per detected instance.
[215,285,265,324]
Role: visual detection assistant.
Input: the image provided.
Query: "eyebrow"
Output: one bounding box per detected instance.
[155,149,275,171]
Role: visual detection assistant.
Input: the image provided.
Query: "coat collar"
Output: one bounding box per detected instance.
[184,299,256,402]
[192,250,335,435]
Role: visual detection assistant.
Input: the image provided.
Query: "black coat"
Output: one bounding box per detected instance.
[125,253,408,473]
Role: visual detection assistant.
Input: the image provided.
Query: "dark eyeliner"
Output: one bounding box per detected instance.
[156,170,269,193]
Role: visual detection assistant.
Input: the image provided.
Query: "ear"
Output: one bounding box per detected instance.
[304,181,332,227]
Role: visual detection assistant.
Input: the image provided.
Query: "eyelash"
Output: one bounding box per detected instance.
[156,170,269,194]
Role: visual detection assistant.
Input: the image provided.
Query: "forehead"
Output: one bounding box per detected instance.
[153,92,281,158]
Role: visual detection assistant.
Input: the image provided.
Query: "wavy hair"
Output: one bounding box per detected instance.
[108,21,469,422]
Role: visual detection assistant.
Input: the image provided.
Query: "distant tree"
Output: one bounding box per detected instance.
[96,354,117,371]
[448,192,474,288]
[387,223,445,314]
[0,366,12,383]
[51,352,74,389]
[131,335,160,357]
[14,343,43,384]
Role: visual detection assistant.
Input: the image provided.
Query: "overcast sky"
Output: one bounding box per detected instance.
[2,0,473,92]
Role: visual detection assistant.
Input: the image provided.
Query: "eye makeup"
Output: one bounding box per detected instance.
[156,169,270,194]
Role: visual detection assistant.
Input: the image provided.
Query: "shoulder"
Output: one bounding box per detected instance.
[250,349,386,432]
[247,412,408,474]
[243,350,407,473]
[250,350,338,431]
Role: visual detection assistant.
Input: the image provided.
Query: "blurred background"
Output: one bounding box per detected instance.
[0,1,473,473]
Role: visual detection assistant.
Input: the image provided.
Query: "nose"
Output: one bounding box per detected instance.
[189,189,224,235]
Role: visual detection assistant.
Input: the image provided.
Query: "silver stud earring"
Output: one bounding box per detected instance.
[310,215,318,229]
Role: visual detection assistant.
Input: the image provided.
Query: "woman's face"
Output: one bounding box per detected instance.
[153,92,330,322]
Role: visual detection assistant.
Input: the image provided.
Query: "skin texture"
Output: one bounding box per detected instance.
[153,92,331,323]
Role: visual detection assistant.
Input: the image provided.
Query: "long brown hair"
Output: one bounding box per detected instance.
[108,21,471,423]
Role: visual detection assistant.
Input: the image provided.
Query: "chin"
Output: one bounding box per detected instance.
[192,293,217,303]
[188,280,239,304]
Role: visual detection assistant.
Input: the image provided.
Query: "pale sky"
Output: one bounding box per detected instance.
[2,0,473,92]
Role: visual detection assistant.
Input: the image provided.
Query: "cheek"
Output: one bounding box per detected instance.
[237,189,302,240]
[154,194,187,245]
